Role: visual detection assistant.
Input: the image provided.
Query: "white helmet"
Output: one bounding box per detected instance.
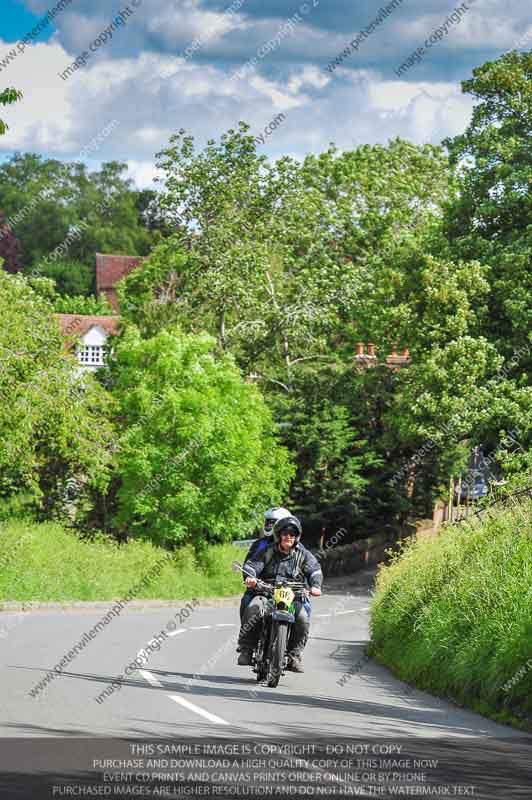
[263,506,291,537]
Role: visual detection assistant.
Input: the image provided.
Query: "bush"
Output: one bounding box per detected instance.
[369,499,532,729]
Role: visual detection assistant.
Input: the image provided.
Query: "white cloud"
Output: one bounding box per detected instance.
[247,75,308,111]
[126,159,162,188]
[147,0,249,52]
[369,80,456,109]
[0,17,481,190]
[366,80,474,143]
[287,65,330,93]
[135,126,169,144]
[0,38,77,152]
[53,11,109,54]
[395,3,529,51]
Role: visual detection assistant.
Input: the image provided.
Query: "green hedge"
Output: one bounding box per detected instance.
[0,519,245,602]
[369,501,532,731]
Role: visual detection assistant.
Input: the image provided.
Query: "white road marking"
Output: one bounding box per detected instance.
[139,669,229,726]
[139,669,161,687]
[169,694,229,725]
[168,629,187,637]
[335,610,357,615]
[315,613,331,618]
[216,623,237,627]
[190,625,212,630]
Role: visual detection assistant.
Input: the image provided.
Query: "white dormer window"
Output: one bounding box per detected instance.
[76,325,109,370]
[78,344,105,366]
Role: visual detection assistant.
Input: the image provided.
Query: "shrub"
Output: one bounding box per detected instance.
[370,499,532,728]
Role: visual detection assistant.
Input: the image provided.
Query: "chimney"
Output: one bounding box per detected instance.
[386,346,411,369]
[367,343,376,357]
[355,342,365,356]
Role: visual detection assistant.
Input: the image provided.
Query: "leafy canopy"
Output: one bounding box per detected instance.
[110,325,293,545]
[0,272,114,515]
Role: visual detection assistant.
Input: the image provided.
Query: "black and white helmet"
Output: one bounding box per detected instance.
[263,506,291,536]
[273,515,302,546]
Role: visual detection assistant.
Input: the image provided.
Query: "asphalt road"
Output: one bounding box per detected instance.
[0,569,525,741]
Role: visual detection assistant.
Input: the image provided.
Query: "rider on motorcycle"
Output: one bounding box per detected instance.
[239,506,292,622]
[237,515,323,673]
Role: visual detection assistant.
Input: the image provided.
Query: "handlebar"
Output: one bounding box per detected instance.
[253,579,310,598]
[232,563,315,599]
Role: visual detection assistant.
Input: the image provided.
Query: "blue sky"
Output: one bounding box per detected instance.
[0,0,530,187]
[2,0,51,43]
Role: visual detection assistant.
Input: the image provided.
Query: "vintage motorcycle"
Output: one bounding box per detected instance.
[232,560,309,688]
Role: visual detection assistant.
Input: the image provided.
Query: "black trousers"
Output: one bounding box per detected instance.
[237,595,310,657]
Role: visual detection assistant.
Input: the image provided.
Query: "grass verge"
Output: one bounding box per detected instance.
[369,499,532,732]
[0,519,245,602]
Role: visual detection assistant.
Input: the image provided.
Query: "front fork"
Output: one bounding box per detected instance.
[253,613,271,673]
[253,610,293,675]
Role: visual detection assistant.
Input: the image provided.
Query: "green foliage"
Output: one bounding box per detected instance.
[444,50,532,364]
[369,499,532,728]
[110,325,293,546]
[146,127,454,388]
[52,293,113,316]
[3,49,532,544]
[0,87,22,136]
[0,272,115,516]
[36,258,94,296]
[25,268,113,314]
[118,246,193,334]
[0,210,21,273]
[273,364,392,530]
[119,102,532,523]
[0,156,157,276]
[0,519,244,601]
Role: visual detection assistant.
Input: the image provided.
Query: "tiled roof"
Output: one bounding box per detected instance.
[95,253,145,292]
[55,314,120,338]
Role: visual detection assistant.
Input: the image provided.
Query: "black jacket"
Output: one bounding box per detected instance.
[244,542,323,589]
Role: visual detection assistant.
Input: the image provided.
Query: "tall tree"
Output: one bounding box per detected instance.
[0,272,114,517]
[444,49,532,365]
[123,127,453,388]
[0,156,158,290]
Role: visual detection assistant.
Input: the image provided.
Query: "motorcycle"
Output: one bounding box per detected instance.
[232,560,309,688]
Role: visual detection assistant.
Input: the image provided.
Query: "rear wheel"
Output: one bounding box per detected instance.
[267,624,289,688]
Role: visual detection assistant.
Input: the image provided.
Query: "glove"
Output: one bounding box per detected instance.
[245,576,257,588]
[310,586,321,597]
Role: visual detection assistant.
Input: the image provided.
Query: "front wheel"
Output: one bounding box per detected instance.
[267,623,289,688]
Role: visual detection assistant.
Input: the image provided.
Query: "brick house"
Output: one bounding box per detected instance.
[95,253,145,312]
[56,314,120,371]
[54,253,145,370]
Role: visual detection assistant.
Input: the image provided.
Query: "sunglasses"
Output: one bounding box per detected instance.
[280,530,296,537]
